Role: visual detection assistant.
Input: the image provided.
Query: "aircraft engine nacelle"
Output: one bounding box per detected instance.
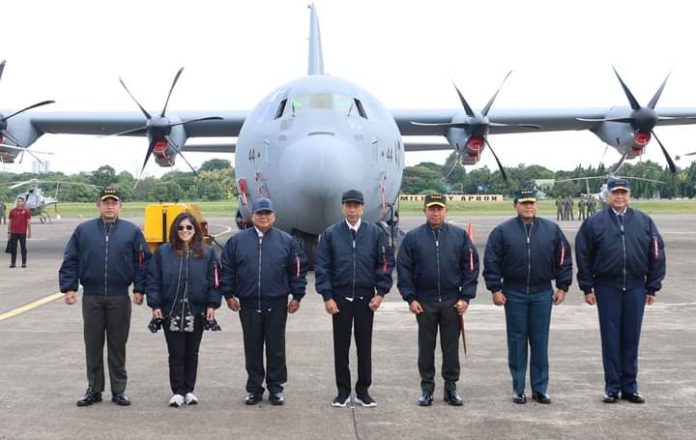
[592,123,648,159]
[151,126,187,167]
[446,129,486,165]
[0,114,42,163]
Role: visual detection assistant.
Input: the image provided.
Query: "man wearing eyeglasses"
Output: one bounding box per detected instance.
[220,197,308,406]
[59,187,151,407]
[576,177,666,404]
[483,183,572,405]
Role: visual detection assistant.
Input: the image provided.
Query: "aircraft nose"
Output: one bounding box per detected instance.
[274,134,364,234]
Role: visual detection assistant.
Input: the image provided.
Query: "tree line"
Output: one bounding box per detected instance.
[403,153,696,199]
[0,159,236,203]
[2,154,696,203]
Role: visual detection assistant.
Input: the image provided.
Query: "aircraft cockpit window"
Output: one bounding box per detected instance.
[274,99,288,119]
[283,93,366,117]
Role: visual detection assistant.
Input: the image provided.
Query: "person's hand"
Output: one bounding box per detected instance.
[288,298,301,314]
[324,298,339,315]
[646,294,656,306]
[226,297,240,311]
[64,291,77,305]
[454,299,469,315]
[409,300,423,315]
[132,292,144,305]
[27,232,31,239]
[206,307,216,321]
[369,295,383,311]
[152,308,163,319]
[552,289,566,305]
[492,291,506,306]
[585,292,596,306]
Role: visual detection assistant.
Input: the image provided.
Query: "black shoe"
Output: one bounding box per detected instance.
[443,389,463,406]
[512,392,527,404]
[9,265,15,268]
[418,392,433,407]
[355,393,377,408]
[111,393,131,406]
[331,394,351,407]
[621,392,645,404]
[269,392,285,406]
[21,264,26,268]
[532,391,552,404]
[603,393,619,403]
[76,387,102,407]
[245,392,263,405]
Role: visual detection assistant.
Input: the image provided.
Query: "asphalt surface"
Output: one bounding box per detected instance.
[0,213,694,440]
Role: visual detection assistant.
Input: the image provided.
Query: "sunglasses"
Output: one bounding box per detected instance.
[177,224,194,231]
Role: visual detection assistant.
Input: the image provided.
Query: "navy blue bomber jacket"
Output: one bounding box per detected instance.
[575,207,666,294]
[220,227,308,308]
[483,216,572,294]
[315,220,395,301]
[59,217,151,296]
[397,222,480,304]
[146,243,222,315]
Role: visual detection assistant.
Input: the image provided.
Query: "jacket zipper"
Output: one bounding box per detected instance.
[257,235,263,312]
[104,223,112,296]
[620,215,626,291]
[525,221,534,294]
[350,229,356,302]
[433,228,441,302]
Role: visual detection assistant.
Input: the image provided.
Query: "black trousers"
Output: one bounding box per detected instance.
[8,233,27,266]
[163,314,204,395]
[82,295,131,394]
[332,295,374,397]
[416,298,460,393]
[239,302,288,394]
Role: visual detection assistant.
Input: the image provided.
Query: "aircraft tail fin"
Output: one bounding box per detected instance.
[307,3,324,76]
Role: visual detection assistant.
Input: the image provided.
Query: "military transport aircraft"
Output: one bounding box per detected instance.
[1,4,696,258]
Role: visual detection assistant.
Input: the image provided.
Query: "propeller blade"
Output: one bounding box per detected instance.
[489,122,542,129]
[483,138,507,182]
[612,67,641,110]
[651,130,677,173]
[165,135,199,176]
[119,77,152,119]
[0,143,53,155]
[140,137,160,177]
[452,82,475,117]
[647,72,671,110]
[608,153,628,175]
[104,125,148,137]
[161,67,184,117]
[410,121,470,129]
[685,151,696,156]
[2,100,56,121]
[443,156,460,180]
[576,117,635,123]
[0,60,5,81]
[169,115,224,129]
[482,71,512,116]
[1,132,45,166]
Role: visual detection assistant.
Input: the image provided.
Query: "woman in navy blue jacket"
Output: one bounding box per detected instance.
[147,212,221,407]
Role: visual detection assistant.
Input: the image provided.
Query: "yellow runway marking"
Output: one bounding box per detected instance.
[0,292,64,322]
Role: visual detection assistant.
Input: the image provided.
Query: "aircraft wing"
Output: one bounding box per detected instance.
[393,107,696,141]
[26,110,247,138]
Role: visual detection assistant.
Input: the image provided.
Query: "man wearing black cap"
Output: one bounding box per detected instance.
[397,194,479,407]
[221,197,308,406]
[484,184,572,404]
[315,189,394,408]
[60,187,151,407]
[576,177,666,404]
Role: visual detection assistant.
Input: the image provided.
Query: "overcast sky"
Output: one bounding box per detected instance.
[2,0,696,176]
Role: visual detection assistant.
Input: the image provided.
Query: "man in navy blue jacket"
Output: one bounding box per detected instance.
[397,194,479,407]
[576,177,666,404]
[484,184,572,405]
[60,188,151,407]
[220,197,308,406]
[315,189,394,408]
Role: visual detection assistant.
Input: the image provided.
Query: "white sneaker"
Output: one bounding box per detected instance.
[169,394,184,408]
[185,392,199,405]
[331,395,351,407]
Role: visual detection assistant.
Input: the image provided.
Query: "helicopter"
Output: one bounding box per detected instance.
[7,179,99,223]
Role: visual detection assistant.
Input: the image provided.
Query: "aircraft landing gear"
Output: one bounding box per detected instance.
[39,212,51,224]
[293,231,318,270]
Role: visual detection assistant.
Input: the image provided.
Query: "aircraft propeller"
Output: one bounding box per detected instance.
[0,60,56,166]
[115,67,223,178]
[577,68,677,174]
[412,72,540,182]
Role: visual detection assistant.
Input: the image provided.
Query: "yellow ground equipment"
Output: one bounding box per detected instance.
[142,202,212,253]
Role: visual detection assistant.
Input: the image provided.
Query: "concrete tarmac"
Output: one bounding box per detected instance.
[0,213,694,440]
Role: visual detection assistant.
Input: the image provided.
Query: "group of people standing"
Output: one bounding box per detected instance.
[555,195,599,221]
[58,177,665,409]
